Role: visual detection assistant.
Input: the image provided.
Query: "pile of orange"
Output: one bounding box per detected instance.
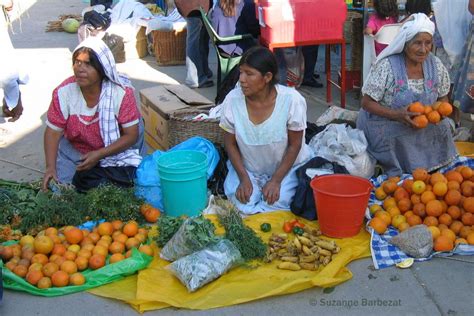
[369,166,474,253]
[0,221,153,288]
[408,101,453,129]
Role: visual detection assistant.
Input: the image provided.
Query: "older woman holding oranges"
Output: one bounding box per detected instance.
[357,13,458,177]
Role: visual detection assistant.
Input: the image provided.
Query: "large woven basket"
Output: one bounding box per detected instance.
[152,28,187,66]
[168,109,224,147]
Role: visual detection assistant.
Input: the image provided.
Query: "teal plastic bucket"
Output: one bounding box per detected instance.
[157,150,208,217]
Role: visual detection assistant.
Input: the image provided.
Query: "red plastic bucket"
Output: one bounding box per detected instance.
[310,174,373,238]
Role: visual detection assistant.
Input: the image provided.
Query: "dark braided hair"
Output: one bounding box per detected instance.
[374,0,399,19]
[405,0,432,15]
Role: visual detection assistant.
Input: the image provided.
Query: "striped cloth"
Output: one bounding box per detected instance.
[366,156,474,269]
[74,38,142,168]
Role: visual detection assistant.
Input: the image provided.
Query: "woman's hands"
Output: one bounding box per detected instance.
[389,106,419,128]
[76,150,102,171]
[236,177,253,204]
[262,179,281,205]
[42,167,58,191]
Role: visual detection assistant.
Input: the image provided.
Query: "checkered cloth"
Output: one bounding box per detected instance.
[366,156,474,269]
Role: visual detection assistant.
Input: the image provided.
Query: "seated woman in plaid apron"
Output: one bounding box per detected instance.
[219,46,313,214]
[42,38,146,192]
[357,13,458,177]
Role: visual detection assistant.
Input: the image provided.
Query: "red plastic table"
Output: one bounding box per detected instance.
[261,38,347,108]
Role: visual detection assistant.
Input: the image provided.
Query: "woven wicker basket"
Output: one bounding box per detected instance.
[168,109,224,147]
[152,28,187,66]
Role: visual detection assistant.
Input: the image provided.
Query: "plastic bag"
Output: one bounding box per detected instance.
[135,136,220,210]
[167,239,242,292]
[283,47,304,87]
[308,124,376,178]
[0,247,152,296]
[160,216,218,262]
[315,105,359,127]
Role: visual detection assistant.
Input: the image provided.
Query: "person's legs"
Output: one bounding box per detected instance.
[302,45,323,88]
[72,166,136,192]
[184,16,212,88]
[56,137,82,184]
[199,22,212,79]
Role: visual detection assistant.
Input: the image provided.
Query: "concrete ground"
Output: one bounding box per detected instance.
[1,1,473,315]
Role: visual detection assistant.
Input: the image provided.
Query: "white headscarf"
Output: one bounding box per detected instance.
[73,38,141,168]
[375,13,435,64]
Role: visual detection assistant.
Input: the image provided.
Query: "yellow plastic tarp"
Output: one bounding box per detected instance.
[89,211,370,312]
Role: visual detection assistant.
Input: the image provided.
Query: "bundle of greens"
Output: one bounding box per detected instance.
[160,215,218,261]
[216,199,267,261]
[154,215,185,247]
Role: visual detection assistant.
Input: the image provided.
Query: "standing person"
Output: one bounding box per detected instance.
[219,46,313,214]
[210,0,259,56]
[364,0,399,56]
[42,38,145,192]
[301,45,323,88]
[0,0,26,122]
[175,0,214,88]
[452,0,474,114]
[357,14,457,176]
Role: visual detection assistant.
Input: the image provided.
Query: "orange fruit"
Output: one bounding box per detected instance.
[460,226,472,238]
[449,221,464,235]
[125,237,140,250]
[64,227,83,245]
[430,172,447,185]
[374,210,392,226]
[51,270,69,287]
[387,206,401,217]
[445,170,463,184]
[13,265,28,277]
[51,244,67,256]
[413,115,428,128]
[404,210,415,218]
[432,101,442,110]
[460,167,473,180]
[424,105,433,115]
[109,241,125,254]
[77,249,92,259]
[467,232,474,245]
[427,110,440,124]
[413,203,426,218]
[369,217,388,234]
[462,197,474,213]
[89,254,106,270]
[383,197,397,210]
[427,226,441,240]
[374,187,387,200]
[412,180,426,195]
[144,208,161,223]
[138,245,155,257]
[407,215,422,226]
[88,232,100,244]
[109,253,125,264]
[426,200,443,217]
[412,168,429,182]
[42,262,59,277]
[393,187,410,201]
[410,194,422,204]
[455,238,468,245]
[45,227,58,237]
[92,245,108,257]
[433,235,454,252]
[421,191,436,204]
[438,213,453,226]
[423,216,439,227]
[69,272,86,286]
[438,102,453,117]
[398,222,410,232]
[462,212,474,226]
[123,222,139,237]
[135,233,147,244]
[63,250,77,261]
[34,236,54,255]
[432,182,448,197]
[408,101,425,114]
[60,260,78,275]
[447,180,460,191]
[383,181,398,194]
[31,253,49,266]
[97,222,114,236]
[37,277,52,289]
[445,189,462,206]
[447,206,461,220]
[391,214,407,229]
[75,256,89,271]
[111,220,124,231]
[402,179,414,194]
[440,228,456,242]
[26,270,44,285]
[113,233,128,244]
[28,262,43,272]
[397,198,412,213]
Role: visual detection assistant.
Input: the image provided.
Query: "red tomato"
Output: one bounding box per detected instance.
[283,222,293,233]
[293,222,305,228]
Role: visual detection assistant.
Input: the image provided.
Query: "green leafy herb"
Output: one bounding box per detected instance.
[215,199,267,261]
[154,215,185,247]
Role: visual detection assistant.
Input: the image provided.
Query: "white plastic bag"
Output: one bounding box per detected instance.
[308,124,376,178]
[282,47,304,88]
[315,105,359,126]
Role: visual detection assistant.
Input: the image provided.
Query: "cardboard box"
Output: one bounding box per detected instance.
[140,85,214,150]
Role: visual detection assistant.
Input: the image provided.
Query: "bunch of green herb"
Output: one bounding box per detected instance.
[160,215,219,261]
[216,199,267,261]
[154,215,185,247]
